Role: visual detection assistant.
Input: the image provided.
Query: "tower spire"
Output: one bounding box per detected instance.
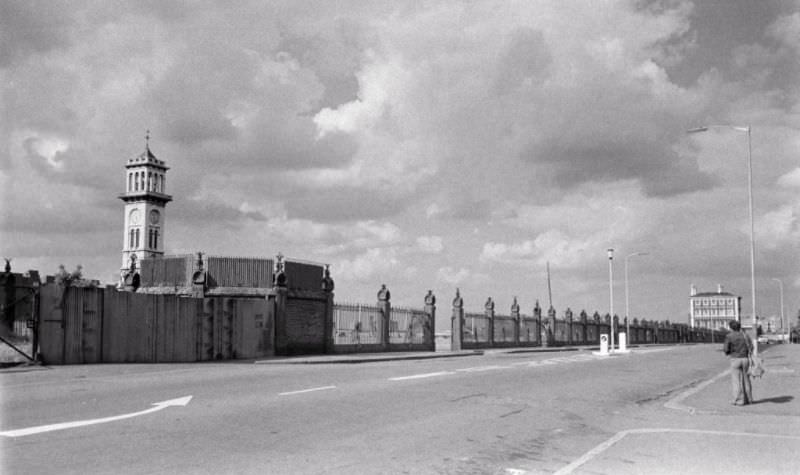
[145,129,151,152]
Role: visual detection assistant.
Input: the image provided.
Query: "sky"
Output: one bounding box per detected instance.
[2,0,799,328]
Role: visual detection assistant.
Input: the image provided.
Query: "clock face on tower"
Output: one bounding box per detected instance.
[149,209,160,224]
[129,208,141,225]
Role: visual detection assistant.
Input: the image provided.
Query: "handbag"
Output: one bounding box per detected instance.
[748,355,765,378]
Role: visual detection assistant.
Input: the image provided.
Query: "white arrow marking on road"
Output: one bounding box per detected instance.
[0,396,193,438]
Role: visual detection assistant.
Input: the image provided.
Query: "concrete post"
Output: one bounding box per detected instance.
[271,254,289,356]
[511,297,521,346]
[378,285,391,351]
[565,308,573,346]
[321,265,335,353]
[191,252,206,298]
[545,305,556,347]
[580,310,588,345]
[534,301,542,346]
[424,290,436,349]
[485,297,495,347]
[451,289,464,351]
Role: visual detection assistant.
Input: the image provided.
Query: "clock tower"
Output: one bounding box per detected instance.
[119,132,172,276]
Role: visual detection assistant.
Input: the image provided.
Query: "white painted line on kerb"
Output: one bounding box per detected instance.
[552,428,800,475]
[279,385,336,396]
[389,371,454,381]
[664,369,729,413]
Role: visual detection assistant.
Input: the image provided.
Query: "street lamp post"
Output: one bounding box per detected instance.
[625,252,648,344]
[772,278,785,343]
[608,248,615,353]
[687,125,757,357]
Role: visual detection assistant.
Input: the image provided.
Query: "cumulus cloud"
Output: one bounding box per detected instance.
[437,267,471,286]
[416,236,444,254]
[2,1,798,319]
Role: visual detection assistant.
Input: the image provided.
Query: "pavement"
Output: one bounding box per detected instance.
[680,341,799,415]
[553,342,800,475]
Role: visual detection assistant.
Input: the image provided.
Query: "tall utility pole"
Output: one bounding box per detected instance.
[772,278,785,343]
[687,125,757,357]
[608,248,615,353]
[546,261,553,309]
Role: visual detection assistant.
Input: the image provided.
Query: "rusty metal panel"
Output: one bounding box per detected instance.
[232,298,273,358]
[102,290,128,362]
[198,299,214,361]
[62,288,84,364]
[80,288,103,363]
[205,257,273,289]
[140,256,192,287]
[284,261,323,291]
[37,284,65,365]
[173,297,200,361]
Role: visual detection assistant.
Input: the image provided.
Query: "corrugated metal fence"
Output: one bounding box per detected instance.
[38,285,273,364]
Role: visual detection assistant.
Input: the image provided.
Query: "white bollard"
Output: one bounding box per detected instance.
[594,334,609,356]
[618,332,628,352]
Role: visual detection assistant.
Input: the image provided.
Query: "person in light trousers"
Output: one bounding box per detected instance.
[722,319,752,405]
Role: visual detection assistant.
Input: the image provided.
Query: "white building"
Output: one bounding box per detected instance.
[689,284,741,330]
[118,134,172,281]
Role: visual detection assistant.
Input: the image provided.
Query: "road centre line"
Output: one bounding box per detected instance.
[456,365,512,372]
[279,386,336,396]
[389,371,454,381]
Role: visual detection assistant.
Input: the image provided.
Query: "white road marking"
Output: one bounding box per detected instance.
[0,396,193,438]
[552,428,800,475]
[279,385,336,396]
[456,365,511,372]
[664,370,729,413]
[389,371,454,381]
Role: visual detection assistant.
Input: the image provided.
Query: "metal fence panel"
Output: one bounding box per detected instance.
[493,315,516,344]
[38,284,65,364]
[333,303,382,345]
[389,307,429,344]
[554,320,568,343]
[519,317,539,344]
[464,312,489,344]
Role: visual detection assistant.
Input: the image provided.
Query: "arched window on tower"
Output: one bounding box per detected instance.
[148,172,152,191]
[161,175,165,193]
[135,229,140,249]
[154,230,158,249]
[129,229,135,249]
[128,173,132,192]
[148,229,153,249]
[154,174,159,193]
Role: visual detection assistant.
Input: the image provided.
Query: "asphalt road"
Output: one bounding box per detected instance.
[2,344,799,474]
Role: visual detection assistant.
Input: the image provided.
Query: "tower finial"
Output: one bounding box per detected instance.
[145,129,151,151]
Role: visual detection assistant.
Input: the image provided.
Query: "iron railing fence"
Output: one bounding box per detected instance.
[464,312,489,344]
[389,307,429,344]
[493,314,516,344]
[332,303,383,345]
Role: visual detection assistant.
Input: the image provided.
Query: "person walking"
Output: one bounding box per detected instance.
[723,320,753,405]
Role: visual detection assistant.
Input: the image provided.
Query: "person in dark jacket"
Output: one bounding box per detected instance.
[723,320,752,405]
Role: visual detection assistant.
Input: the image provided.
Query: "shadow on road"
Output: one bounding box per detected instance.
[752,395,793,404]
